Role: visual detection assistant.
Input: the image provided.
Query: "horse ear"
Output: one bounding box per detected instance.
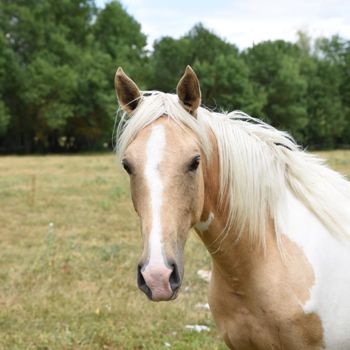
[176,65,201,115]
[115,67,141,114]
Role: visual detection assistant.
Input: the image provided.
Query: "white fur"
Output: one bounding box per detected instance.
[144,125,166,267]
[282,191,350,349]
[195,212,214,232]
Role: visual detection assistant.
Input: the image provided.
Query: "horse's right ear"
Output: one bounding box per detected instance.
[115,67,141,114]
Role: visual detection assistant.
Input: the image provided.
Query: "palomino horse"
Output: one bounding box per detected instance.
[115,66,350,349]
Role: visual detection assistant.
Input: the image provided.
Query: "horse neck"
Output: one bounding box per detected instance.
[197,134,279,282]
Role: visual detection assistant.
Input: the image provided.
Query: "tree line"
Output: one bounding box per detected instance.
[0,0,349,153]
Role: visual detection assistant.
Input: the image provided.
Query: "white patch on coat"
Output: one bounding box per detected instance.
[195,212,214,232]
[281,191,350,350]
[144,124,167,267]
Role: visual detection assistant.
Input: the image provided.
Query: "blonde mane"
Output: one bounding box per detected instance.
[116,92,350,247]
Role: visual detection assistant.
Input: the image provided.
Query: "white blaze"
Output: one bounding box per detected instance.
[144,124,166,267]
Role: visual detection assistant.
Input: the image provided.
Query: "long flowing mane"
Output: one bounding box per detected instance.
[116,92,350,247]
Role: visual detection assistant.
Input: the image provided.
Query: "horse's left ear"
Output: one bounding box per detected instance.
[176,65,201,115]
[115,67,141,114]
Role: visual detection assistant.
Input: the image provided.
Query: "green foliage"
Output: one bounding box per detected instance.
[148,36,192,91]
[149,24,262,115]
[0,100,10,136]
[23,57,78,129]
[0,1,349,152]
[0,0,146,152]
[244,41,308,141]
[300,35,350,147]
[93,1,146,64]
[193,54,263,114]
[0,32,11,136]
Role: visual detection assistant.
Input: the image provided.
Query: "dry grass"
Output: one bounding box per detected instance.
[0,154,222,350]
[0,151,349,349]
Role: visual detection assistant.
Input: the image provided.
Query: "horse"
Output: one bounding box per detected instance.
[114,66,350,349]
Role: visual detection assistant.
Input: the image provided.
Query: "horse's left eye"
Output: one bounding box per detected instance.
[188,155,200,172]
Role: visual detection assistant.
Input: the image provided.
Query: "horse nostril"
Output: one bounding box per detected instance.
[169,263,181,293]
[137,264,152,299]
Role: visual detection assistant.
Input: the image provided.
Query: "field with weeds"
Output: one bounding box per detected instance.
[0,151,349,349]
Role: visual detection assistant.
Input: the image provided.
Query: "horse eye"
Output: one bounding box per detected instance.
[122,160,132,175]
[188,155,200,172]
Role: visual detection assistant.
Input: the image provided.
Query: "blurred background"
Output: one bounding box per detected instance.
[0,0,349,154]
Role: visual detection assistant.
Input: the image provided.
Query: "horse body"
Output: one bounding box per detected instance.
[197,157,350,348]
[197,130,350,349]
[194,136,324,349]
[282,191,350,349]
[114,66,350,349]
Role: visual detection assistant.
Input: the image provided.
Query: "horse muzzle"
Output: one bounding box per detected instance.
[137,261,182,301]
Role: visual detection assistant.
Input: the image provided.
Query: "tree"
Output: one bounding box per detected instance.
[297,34,349,147]
[93,1,147,83]
[148,24,261,114]
[244,41,308,142]
[0,0,96,152]
[0,0,147,152]
[148,36,192,91]
[341,43,350,145]
[0,1,349,152]
[307,54,346,147]
[0,32,11,138]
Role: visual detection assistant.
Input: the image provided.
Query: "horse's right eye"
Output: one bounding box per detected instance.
[122,160,132,175]
[188,155,201,172]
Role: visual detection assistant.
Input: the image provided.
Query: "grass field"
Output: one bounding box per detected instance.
[1,151,349,350]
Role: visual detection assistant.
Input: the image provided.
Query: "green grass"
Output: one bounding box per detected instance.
[0,151,349,349]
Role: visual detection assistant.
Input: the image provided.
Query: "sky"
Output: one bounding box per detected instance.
[95,0,350,49]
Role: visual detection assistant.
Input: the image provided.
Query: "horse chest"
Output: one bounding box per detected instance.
[208,288,324,350]
[209,302,277,350]
[208,259,325,350]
